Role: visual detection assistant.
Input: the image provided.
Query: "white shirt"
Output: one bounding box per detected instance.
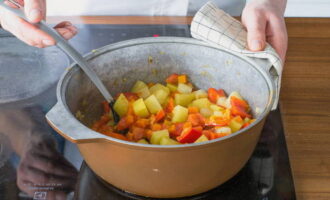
[47,0,246,16]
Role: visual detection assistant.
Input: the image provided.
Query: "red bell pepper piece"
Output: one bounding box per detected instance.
[230,96,251,118]
[187,113,205,127]
[165,98,174,113]
[208,88,227,103]
[177,127,202,143]
[117,115,134,130]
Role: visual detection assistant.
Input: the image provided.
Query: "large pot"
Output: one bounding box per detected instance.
[46,37,277,198]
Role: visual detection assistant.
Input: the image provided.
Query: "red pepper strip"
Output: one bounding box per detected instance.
[166,98,174,113]
[166,73,179,84]
[177,127,202,143]
[217,89,226,97]
[230,96,251,118]
[207,88,219,103]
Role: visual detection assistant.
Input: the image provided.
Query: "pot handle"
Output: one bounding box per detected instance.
[46,102,110,143]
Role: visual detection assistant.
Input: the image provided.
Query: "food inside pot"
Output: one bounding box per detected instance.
[91,74,255,145]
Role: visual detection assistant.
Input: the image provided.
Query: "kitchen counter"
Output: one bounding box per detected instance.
[44,16,329,200]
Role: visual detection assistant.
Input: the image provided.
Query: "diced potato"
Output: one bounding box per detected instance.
[166,83,177,92]
[131,81,150,99]
[217,97,228,108]
[215,126,232,134]
[192,98,211,109]
[200,108,213,117]
[172,105,188,123]
[194,135,209,143]
[154,89,169,105]
[224,109,231,120]
[229,116,244,133]
[213,111,224,117]
[193,89,208,99]
[244,117,251,123]
[175,93,195,107]
[149,83,170,94]
[160,137,180,145]
[113,93,129,117]
[210,104,224,112]
[133,98,150,118]
[177,83,193,94]
[137,139,149,144]
[150,129,169,145]
[145,95,162,114]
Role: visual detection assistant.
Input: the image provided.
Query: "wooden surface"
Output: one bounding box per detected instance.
[46,16,330,200]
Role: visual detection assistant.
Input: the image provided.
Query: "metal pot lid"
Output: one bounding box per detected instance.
[0,31,69,105]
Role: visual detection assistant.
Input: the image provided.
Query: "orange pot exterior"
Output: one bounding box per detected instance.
[77,118,265,198]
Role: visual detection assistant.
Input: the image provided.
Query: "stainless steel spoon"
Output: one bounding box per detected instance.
[0,0,120,123]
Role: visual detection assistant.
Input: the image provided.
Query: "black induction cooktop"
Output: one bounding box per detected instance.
[0,24,295,200]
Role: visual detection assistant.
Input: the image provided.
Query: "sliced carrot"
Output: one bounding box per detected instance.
[166,74,179,84]
[155,109,166,122]
[188,106,199,114]
[178,74,187,84]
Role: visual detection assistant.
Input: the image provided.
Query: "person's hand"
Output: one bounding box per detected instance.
[16,137,78,199]
[242,0,288,62]
[0,0,77,48]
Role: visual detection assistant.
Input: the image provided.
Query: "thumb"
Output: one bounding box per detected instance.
[244,15,267,52]
[24,0,46,23]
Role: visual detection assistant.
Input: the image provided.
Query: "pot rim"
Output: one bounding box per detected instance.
[54,36,276,149]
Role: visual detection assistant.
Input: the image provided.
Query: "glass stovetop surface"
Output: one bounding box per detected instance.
[0,24,295,200]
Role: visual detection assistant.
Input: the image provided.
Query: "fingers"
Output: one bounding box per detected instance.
[266,16,288,62]
[24,0,45,23]
[54,21,78,40]
[243,10,267,52]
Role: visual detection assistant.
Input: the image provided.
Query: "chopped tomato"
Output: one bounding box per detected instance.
[155,110,165,122]
[166,74,179,84]
[102,101,110,113]
[178,74,187,84]
[177,127,202,143]
[117,115,134,130]
[187,113,205,127]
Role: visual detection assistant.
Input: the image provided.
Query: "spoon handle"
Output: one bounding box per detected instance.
[0,0,114,102]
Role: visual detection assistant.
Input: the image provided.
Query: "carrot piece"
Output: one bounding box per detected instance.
[155,109,166,122]
[146,129,153,140]
[231,105,251,118]
[135,118,149,128]
[231,96,249,109]
[117,115,135,130]
[242,122,250,129]
[151,123,162,131]
[131,126,146,141]
[188,106,199,114]
[178,74,187,84]
[187,113,205,127]
[166,98,174,113]
[166,74,179,84]
[102,101,110,113]
[208,88,219,103]
[202,130,213,140]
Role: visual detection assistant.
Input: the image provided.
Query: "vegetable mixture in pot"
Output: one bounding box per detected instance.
[92,74,255,145]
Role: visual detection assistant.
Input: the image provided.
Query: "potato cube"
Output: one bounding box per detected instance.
[177,83,193,94]
[145,95,162,114]
[114,93,129,117]
[133,98,150,118]
[131,80,150,99]
[175,93,195,107]
[194,89,208,99]
[172,105,188,123]
[166,83,177,92]
[192,98,211,109]
[194,135,209,143]
[151,129,170,145]
[160,137,180,145]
